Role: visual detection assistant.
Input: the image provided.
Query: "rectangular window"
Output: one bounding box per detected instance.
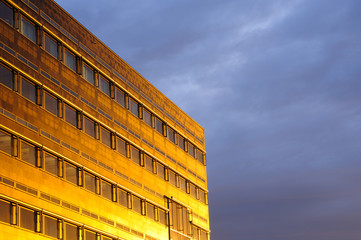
[169,170,177,187]
[143,109,152,127]
[146,203,155,220]
[64,104,77,128]
[116,136,127,157]
[190,183,197,198]
[44,91,58,116]
[0,199,10,224]
[64,162,78,185]
[179,177,187,192]
[84,172,96,193]
[64,49,76,72]
[99,75,110,96]
[21,78,36,103]
[65,222,78,240]
[159,209,167,226]
[177,134,185,151]
[115,88,126,108]
[101,180,112,201]
[44,34,58,58]
[188,143,195,158]
[0,1,13,26]
[200,230,208,240]
[43,215,58,238]
[21,140,36,166]
[85,229,97,240]
[132,196,142,214]
[21,17,36,42]
[155,118,163,135]
[144,154,154,173]
[156,162,165,180]
[167,127,175,143]
[44,152,58,176]
[118,188,128,208]
[83,64,95,85]
[102,236,112,240]
[0,129,12,155]
[196,149,204,164]
[100,126,111,147]
[19,207,35,231]
[192,226,199,240]
[84,116,96,138]
[0,64,13,89]
[130,146,140,165]
[199,190,207,204]
[129,98,139,117]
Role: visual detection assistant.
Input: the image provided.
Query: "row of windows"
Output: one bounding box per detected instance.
[0,63,208,205]
[0,197,119,240]
[0,129,168,225]
[0,0,206,165]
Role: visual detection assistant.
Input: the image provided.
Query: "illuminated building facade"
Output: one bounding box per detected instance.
[0,0,210,240]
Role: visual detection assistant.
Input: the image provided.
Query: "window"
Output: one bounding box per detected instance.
[100,126,111,147]
[101,180,112,201]
[155,117,163,135]
[20,140,36,166]
[64,104,77,128]
[0,199,10,224]
[179,177,187,192]
[196,149,204,164]
[65,222,78,240]
[190,183,197,198]
[159,208,167,226]
[188,143,195,158]
[167,127,175,143]
[84,116,96,138]
[199,190,207,204]
[43,215,58,238]
[99,75,110,96]
[143,109,152,127]
[146,203,156,220]
[83,64,95,85]
[0,64,13,89]
[144,154,154,173]
[116,136,127,157]
[115,88,126,108]
[44,91,58,116]
[169,201,190,235]
[21,78,36,103]
[0,129,12,155]
[169,170,177,186]
[118,188,128,207]
[177,134,185,151]
[19,207,35,231]
[44,152,58,175]
[0,1,13,26]
[64,49,76,72]
[156,162,165,180]
[102,236,113,240]
[192,225,199,240]
[64,162,78,185]
[130,146,140,165]
[129,98,139,117]
[200,230,208,240]
[21,17,37,42]
[84,229,97,240]
[44,34,58,58]
[84,172,96,193]
[132,196,142,214]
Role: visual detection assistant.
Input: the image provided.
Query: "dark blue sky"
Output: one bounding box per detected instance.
[55,0,361,239]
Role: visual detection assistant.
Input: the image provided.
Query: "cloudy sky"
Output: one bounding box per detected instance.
[55,0,361,239]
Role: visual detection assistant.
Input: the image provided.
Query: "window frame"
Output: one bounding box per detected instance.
[44,33,59,59]
[20,77,37,104]
[20,16,37,43]
[43,91,59,116]
[83,63,95,85]
[64,48,77,72]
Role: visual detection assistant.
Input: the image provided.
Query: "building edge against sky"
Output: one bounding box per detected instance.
[0,0,210,239]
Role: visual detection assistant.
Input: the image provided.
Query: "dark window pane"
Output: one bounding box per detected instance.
[159,209,167,226]
[192,226,199,240]
[0,1,13,26]
[101,127,111,147]
[21,140,36,166]
[44,34,58,58]
[157,162,165,180]
[65,222,78,240]
[144,155,153,173]
[83,64,95,85]
[84,172,96,193]
[102,180,112,201]
[21,18,36,42]
[118,189,128,207]
[0,64,13,89]
[200,230,208,240]
[99,76,110,96]
[199,190,207,204]
[44,215,58,238]
[196,149,204,164]
[115,88,126,107]
[155,118,163,135]
[84,117,96,138]
[44,152,57,175]
[132,196,142,214]
[0,199,10,223]
[177,135,185,151]
[167,127,175,143]
[146,203,155,220]
[130,146,140,165]
[19,207,35,231]
[129,98,139,117]
[179,177,187,192]
[44,91,58,116]
[188,143,195,158]
[169,171,177,186]
[64,162,77,185]
[116,137,127,157]
[85,230,96,240]
[64,105,77,127]
[143,109,152,127]
[64,49,76,71]
[21,78,36,103]
[0,129,12,155]
[190,184,197,198]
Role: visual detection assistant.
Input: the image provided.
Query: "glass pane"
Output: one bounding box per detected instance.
[157,162,165,180]
[192,226,199,240]
[0,129,12,155]
[167,127,175,143]
[64,162,77,185]
[44,152,57,175]
[155,118,163,135]
[21,78,36,103]
[115,88,126,107]
[99,76,110,96]
[143,109,152,127]
[21,141,36,166]
[0,64,13,89]
[0,1,13,26]
[190,184,197,198]
[19,207,35,231]
[85,230,96,240]
[65,222,78,240]
[101,127,111,147]
[64,49,76,71]
[146,203,155,220]
[159,209,166,225]
[144,155,153,172]
[102,236,112,240]
[169,171,176,186]
[188,143,195,158]
[179,177,187,192]
[116,137,127,157]
[84,117,95,138]
[44,215,58,238]
[84,172,96,193]
[0,199,10,223]
[21,18,36,42]
[132,196,142,214]
[196,149,204,164]
[102,180,112,201]
[130,146,140,165]
[45,34,58,58]
[44,92,58,116]
[129,98,139,117]
[118,189,128,207]
[64,105,77,127]
[83,64,95,85]
[200,230,207,240]
[177,135,185,151]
